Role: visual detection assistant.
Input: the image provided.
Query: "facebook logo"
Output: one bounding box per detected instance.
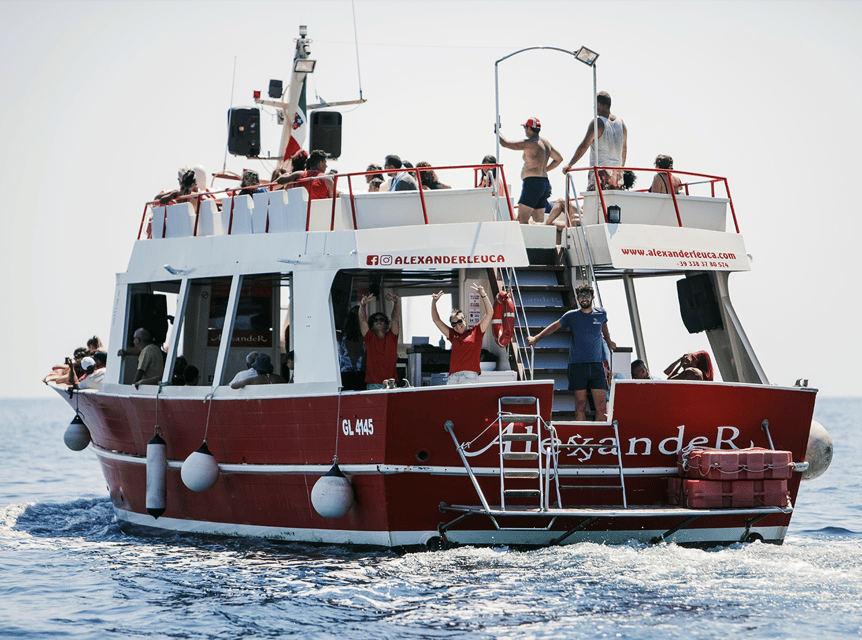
[367,255,379,265]
[366,255,392,266]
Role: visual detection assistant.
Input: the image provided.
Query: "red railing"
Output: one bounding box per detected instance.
[138,164,515,239]
[561,166,740,234]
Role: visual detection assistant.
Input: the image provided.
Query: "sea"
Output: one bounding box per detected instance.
[1,396,860,639]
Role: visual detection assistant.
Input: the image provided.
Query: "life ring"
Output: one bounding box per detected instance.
[492,291,516,347]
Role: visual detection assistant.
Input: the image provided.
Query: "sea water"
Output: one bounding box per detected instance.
[1,396,860,639]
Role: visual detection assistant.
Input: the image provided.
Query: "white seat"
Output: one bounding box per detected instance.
[164,202,196,238]
[151,206,166,238]
[228,195,253,234]
[268,187,309,233]
[252,192,270,233]
[197,199,228,236]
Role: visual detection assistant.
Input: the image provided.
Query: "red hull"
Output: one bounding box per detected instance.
[62,380,816,547]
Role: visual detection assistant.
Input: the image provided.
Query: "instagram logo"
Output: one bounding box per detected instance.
[380,255,393,266]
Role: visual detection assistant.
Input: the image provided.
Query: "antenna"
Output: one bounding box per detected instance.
[351,0,364,100]
[223,56,238,171]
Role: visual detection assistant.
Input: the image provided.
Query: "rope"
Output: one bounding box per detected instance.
[202,390,216,443]
[333,389,343,464]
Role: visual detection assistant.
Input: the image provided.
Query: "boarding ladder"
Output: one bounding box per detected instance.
[445,396,552,513]
[544,419,628,509]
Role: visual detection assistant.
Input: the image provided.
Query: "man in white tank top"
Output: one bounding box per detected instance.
[562,91,627,190]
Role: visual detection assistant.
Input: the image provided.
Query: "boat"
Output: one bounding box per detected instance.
[50,27,832,549]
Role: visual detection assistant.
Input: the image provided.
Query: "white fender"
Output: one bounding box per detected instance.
[146,434,167,518]
[311,463,354,519]
[64,414,91,451]
[181,441,219,492]
[802,419,833,481]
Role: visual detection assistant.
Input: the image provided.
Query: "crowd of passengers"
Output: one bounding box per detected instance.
[43,327,713,393]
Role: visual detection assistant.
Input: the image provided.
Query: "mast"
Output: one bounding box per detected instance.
[277,26,314,168]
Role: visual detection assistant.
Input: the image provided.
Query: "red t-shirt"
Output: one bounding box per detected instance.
[299,170,331,200]
[448,325,484,374]
[364,330,398,384]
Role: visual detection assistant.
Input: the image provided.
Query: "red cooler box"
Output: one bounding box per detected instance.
[678,447,793,481]
[667,477,789,508]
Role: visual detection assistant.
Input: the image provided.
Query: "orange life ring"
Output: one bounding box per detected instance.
[492,291,516,347]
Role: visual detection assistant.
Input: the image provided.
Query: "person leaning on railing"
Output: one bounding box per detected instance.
[649,155,682,194]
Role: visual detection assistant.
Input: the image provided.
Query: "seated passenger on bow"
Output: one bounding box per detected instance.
[649,155,683,194]
[230,353,285,388]
[664,351,714,381]
[274,150,335,199]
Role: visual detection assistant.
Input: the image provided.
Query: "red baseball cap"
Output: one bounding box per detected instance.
[522,117,541,129]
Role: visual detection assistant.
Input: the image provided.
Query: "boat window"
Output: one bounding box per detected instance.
[119,281,181,385]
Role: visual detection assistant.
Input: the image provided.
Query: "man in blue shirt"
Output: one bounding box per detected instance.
[526,284,616,421]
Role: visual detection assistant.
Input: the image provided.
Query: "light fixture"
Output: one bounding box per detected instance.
[607,204,621,224]
[294,59,316,74]
[575,46,599,67]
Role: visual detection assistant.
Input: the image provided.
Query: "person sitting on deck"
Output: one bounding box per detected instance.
[43,347,89,385]
[229,351,260,387]
[664,351,714,381]
[117,328,165,389]
[86,336,103,354]
[183,365,200,386]
[365,163,384,192]
[384,154,418,191]
[359,292,401,390]
[230,353,285,388]
[431,284,494,385]
[478,154,497,188]
[236,170,267,196]
[274,150,334,199]
[649,155,683,194]
[155,167,199,205]
[416,162,451,190]
[73,353,107,391]
[631,358,655,380]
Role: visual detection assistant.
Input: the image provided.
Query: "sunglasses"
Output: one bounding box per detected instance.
[452,318,465,326]
[372,317,388,324]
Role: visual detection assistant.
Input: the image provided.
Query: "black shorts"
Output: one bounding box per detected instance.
[567,362,607,391]
[518,176,551,210]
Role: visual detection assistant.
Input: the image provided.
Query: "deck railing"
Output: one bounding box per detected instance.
[559,166,740,234]
[138,164,515,240]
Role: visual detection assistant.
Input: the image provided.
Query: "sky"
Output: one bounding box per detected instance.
[1,0,860,398]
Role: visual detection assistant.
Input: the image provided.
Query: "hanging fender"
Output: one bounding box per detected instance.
[491,291,516,347]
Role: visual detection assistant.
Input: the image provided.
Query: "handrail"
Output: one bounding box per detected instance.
[563,166,741,234]
[138,163,516,239]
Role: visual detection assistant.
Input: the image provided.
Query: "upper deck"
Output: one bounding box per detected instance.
[134,164,749,283]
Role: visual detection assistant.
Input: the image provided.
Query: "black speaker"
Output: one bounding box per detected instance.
[129,293,169,346]
[677,274,723,334]
[310,111,342,159]
[227,108,260,157]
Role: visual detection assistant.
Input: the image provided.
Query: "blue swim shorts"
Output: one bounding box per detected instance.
[567,362,608,391]
[518,176,551,210]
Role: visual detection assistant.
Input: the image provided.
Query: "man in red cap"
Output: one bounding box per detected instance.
[499,117,563,224]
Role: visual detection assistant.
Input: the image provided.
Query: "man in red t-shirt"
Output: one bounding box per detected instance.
[358,292,401,390]
[431,283,493,385]
[274,149,334,200]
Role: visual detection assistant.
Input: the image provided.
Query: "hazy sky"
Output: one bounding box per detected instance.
[1,0,860,398]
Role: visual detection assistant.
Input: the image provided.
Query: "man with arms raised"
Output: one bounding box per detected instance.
[562,91,627,190]
[499,117,563,224]
[526,284,616,421]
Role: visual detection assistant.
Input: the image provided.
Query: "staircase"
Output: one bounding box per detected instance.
[502,265,579,419]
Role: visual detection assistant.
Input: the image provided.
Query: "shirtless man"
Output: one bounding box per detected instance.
[499,118,563,224]
[562,92,627,190]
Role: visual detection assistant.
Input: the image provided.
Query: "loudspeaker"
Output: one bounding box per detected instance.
[677,274,723,334]
[310,111,342,159]
[129,293,169,346]
[227,108,260,157]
